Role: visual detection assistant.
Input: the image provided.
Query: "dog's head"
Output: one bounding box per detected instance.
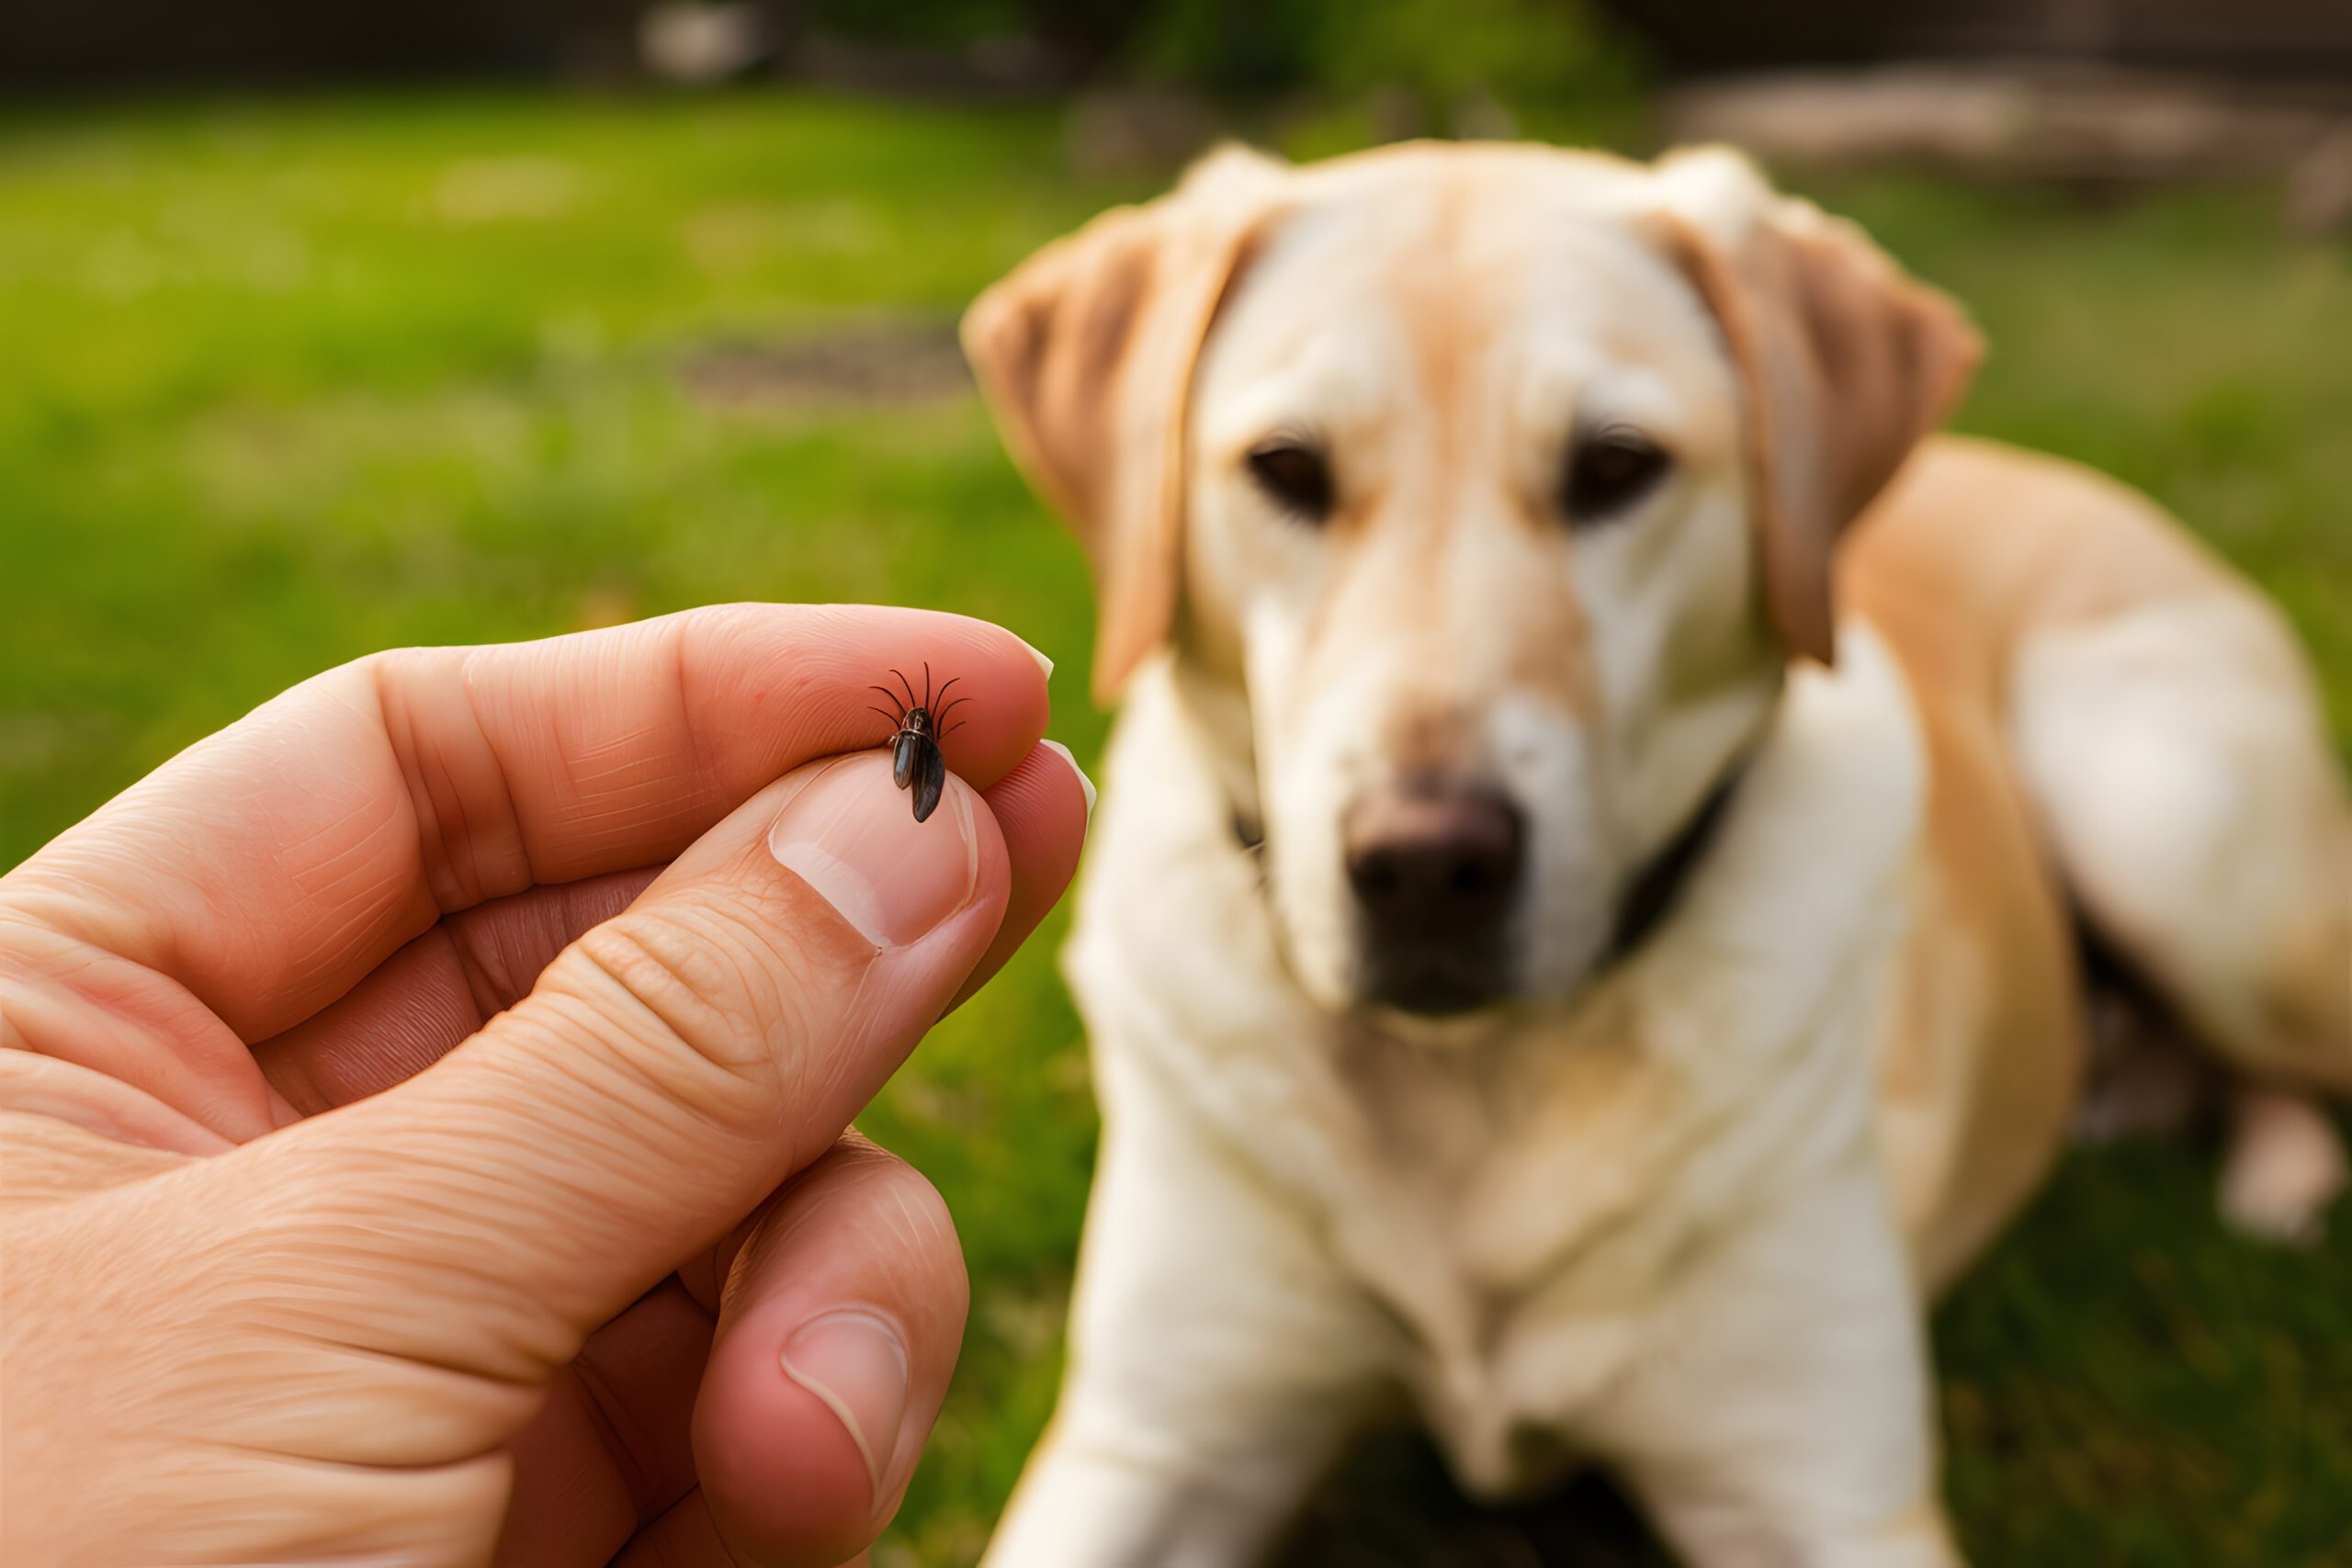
[966,143,1976,1021]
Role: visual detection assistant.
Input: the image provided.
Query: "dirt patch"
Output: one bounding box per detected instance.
[677,321,974,412]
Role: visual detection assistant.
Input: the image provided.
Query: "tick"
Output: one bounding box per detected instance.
[870,663,968,824]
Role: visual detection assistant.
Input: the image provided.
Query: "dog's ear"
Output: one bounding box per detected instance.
[1649,147,1981,664]
[963,145,1290,703]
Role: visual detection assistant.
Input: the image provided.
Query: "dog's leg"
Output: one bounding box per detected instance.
[2009,592,2351,1241]
[983,1055,1390,1567]
[2220,1083,2348,1244]
[1591,1170,1965,1568]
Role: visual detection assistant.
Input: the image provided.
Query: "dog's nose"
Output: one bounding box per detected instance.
[1345,789,1524,919]
[1342,787,1524,1011]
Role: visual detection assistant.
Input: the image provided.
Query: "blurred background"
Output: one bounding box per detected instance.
[5,2,2349,1562]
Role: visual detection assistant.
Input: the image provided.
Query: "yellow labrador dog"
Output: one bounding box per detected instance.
[959,142,2351,1565]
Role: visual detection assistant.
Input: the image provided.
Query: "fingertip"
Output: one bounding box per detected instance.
[947,741,1091,1012]
[695,1354,879,1568]
[987,741,1091,877]
[767,605,1057,793]
[694,1142,967,1568]
[1036,739,1096,819]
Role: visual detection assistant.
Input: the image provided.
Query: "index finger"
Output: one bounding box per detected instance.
[1,604,1054,1043]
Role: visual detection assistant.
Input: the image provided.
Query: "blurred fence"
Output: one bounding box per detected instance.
[1610,0,2352,80]
[3,0,1621,96]
[10,0,2352,94]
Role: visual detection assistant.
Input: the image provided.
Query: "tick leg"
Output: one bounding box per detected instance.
[892,669,920,711]
[868,705,905,729]
[869,684,907,720]
[922,661,934,709]
[933,695,971,727]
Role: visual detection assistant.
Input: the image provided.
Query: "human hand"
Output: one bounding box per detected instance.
[0,604,1090,1567]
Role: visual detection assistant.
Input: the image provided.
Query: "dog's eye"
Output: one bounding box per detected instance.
[1246,439,1335,523]
[1563,430,1670,525]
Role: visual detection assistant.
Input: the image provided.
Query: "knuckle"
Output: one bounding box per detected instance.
[567,902,808,1113]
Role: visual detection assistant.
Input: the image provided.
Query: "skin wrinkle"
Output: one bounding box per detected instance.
[568,1343,670,1515]
[268,994,391,1112]
[820,1173,934,1279]
[1,821,171,973]
[614,1489,724,1565]
[506,1024,769,1221]
[6,938,277,1140]
[379,650,516,919]
[448,645,554,897]
[437,653,536,905]
[275,782,404,902]
[150,1432,515,1490]
[381,950,481,1074]
[877,1178,956,1269]
[592,645,703,797]
[6,939,165,1055]
[791,962,885,1134]
[230,1144,596,1382]
[445,915,520,1023]
[524,1379,647,1553]
[566,722,690,784]
[0,1127,178,1215]
[422,715,484,914]
[376,656,458,911]
[281,864,418,1021]
[0,1055,234,1168]
[165,1331,541,1458]
[271,716,447,998]
[465,872,652,1032]
[537,936,804,1156]
[672,629,712,808]
[731,1171,961,1353]
[576,893,807,1084]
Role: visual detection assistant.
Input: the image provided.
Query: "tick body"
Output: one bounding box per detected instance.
[870,664,968,824]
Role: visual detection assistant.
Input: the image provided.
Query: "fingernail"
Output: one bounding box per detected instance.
[780,1310,910,1506]
[1018,637,1055,682]
[1039,739,1096,818]
[767,754,978,947]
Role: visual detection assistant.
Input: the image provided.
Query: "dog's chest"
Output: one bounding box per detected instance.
[1311,1017,1713,1469]
[1313,962,1899,1495]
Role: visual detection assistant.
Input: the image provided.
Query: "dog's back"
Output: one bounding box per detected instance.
[1851,434,2350,1258]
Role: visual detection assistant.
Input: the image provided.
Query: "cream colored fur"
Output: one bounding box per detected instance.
[962,142,2352,1566]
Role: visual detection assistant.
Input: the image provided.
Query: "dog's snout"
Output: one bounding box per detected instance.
[1342,786,1524,1012]
[1346,790,1524,919]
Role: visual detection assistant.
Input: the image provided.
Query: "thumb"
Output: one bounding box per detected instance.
[242,750,1008,1371]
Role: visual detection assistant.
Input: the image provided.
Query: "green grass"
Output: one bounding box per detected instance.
[3,90,2346,1566]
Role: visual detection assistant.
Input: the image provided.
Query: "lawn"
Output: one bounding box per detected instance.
[3,89,2347,1566]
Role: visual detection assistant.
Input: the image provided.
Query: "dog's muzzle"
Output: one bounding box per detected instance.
[1342,783,1525,1015]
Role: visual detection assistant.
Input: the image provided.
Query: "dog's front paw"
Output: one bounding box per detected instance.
[2218,1087,2346,1247]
